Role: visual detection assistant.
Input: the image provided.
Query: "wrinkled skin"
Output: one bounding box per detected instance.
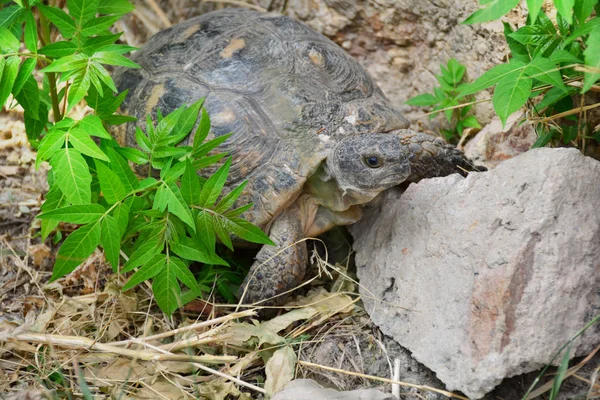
[113,8,481,311]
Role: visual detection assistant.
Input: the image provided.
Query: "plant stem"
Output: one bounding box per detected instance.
[37,9,62,122]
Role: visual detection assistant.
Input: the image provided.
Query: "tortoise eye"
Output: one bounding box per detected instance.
[364,156,382,168]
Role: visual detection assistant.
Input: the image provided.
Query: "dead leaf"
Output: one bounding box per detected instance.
[223,321,285,347]
[265,345,296,397]
[28,243,51,267]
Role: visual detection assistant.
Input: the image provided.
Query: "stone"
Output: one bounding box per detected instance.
[461,113,537,169]
[349,148,600,399]
[271,379,395,400]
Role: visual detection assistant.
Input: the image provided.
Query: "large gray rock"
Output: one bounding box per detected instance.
[350,148,600,399]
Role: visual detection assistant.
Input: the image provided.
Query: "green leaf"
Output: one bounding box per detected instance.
[192,107,211,152]
[39,41,78,58]
[549,49,583,64]
[93,51,139,68]
[122,235,164,273]
[215,181,247,214]
[171,98,205,143]
[565,17,600,44]
[95,160,127,203]
[492,71,532,126]
[69,128,109,161]
[574,0,597,24]
[535,86,575,111]
[213,217,233,250]
[50,148,92,205]
[198,158,231,208]
[181,159,201,206]
[583,26,600,92]
[0,55,18,106]
[81,33,122,55]
[531,128,555,148]
[104,146,138,192]
[152,268,180,315]
[41,187,67,240]
[14,75,40,117]
[405,93,438,107]
[503,22,531,63]
[224,203,252,218]
[24,104,49,142]
[527,0,544,23]
[122,254,166,291]
[525,57,568,91]
[162,182,195,231]
[461,115,481,129]
[170,236,227,265]
[446,58,466,85]
[225,217,274,246]
[171,257,201,292]
[459,60,527,97]
[135,127,151,152]
[36,128,67,167]
[67,0,98,26]
[97,0,135,15]
[101,215,121,271]
[463,0,520,24]
[37,5,77,39]
[38,204,105,224]
[67,71,91,112]
[51,222,101,281]
[116,147,149,164]
[80,15,120,37]
[195,210,216,255]
[110,199,131,237]
[0,26,19,53]
[549,343,572,400]
[12,58,36,96]
[0,4,24,28]
[78,115,112,139]
[24,12,37,52]
[555,0,575,25]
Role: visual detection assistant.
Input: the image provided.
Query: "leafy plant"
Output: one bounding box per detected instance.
[406,58,481,142]
[460,0,600,149]
[0,0,273,315]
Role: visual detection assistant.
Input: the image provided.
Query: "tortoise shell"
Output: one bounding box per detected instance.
[115,8,409,227]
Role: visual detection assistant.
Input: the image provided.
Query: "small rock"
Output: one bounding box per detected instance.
[271,379,395,400]
[350,148,600,399]
[462,112,537,169]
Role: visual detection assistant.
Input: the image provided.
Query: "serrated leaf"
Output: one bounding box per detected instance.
[24,104,49,142]
[463,0,520,24]
[198,158,231,208]
[24,12,37,52]
[565,17,600,44]
[122,254,166,291]
[37,5,77,39]
[50,148,91,205]
[93,51,139,68]
[122,235,164,272]
[0,55,18,106]
[0,26,19,53]
[171,98,205,144]
[41,53,88,74]
[14,75,40,117]
[461,115,481,129]
[405,93,438,106]
[95,160,127,203]
[192,107,211,151]
[163,182,195,231]
[116,147,148,164]
[224,203,252,218]
[67,71,91,112]
[104,147,138,192]
[100,215,121,271]
[110,199,131,237]
[213,217,233,251]
[81,33,122,55]
[525,58,568,91]
[97,0,135,15]
[0,5,23,28]
[181,159,201,206]
[38,204,105,224]
[170,236,228,265]
[67,0,98,27]
[446,58,466,84]
[215,181,247,214]
[225,217,274,245]
[492,71,532,126]
[459,60,527,97]
[80,15,120,36]
[532,128,555,148]
[36,128,67,167]
[51,222,101,281]
[152,106,185,145]
[549,49,583,64]
[555,0,575,25]
[39,41,78,58]
[574,0,597,24]
[69,128,109,161]
[535,86,574,111]
[135,127,151,152]
[41,186,67,240]
[503,22,531,63]
[152,268,180,315]
[12,58,36,96]
[78,115,111,139]
[583,26,600,92]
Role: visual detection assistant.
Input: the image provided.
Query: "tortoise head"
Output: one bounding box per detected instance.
[324,133,412,204]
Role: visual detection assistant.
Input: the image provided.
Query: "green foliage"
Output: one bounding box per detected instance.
[406,58,481,142]
[0,1,273,316]
[461,0,600,149]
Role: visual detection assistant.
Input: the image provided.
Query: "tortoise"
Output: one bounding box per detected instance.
[114,8,476,307]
